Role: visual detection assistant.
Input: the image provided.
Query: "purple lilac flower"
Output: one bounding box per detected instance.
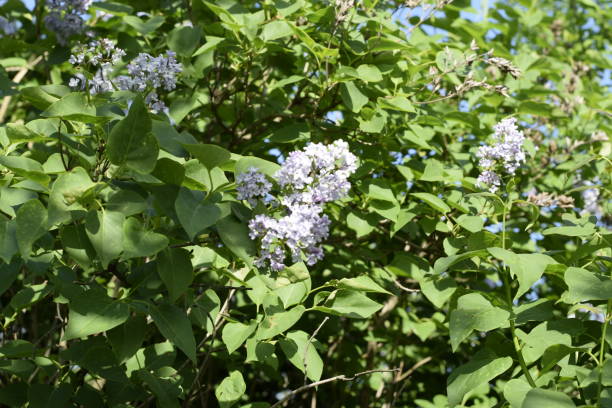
[236,167,272,207]
[476,118,526,193]
[245,140,357,271]
[248,205,330,271]
[276,139,357,206]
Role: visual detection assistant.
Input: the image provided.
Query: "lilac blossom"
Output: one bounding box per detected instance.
[236,167,272,207]
[276,139,357,206]
[44,0,93,45]
[476,117,526,193]
[242,140,357,271]
[68,40,181,114]
[248,205,331,271]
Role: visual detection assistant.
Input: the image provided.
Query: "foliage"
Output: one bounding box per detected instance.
[0,0,610,407]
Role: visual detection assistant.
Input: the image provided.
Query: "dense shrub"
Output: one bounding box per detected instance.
[0,0,610,407]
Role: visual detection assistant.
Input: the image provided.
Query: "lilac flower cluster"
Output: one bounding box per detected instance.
[68,39,182,114]
[68,39,126,94]
[476,117,526,193]
[44,0,92,45]
[236,140,357,271]
[115,51,182,114]
[236,168,273,207]
[581,182,602,218]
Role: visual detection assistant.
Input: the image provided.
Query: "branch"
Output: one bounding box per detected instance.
[270,369,399,408]
[0,55,44,123]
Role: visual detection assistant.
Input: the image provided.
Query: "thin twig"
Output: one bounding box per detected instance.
[303,317,329,386]
[394,280,420,293]
[270,369,400,408]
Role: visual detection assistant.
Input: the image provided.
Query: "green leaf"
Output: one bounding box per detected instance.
[433,250,487,273]
[124,15,165,35]
[0,221,18,264]
[447,352,512,407]
[503,378,531,408]
[222,321,257,354]
[449,293,510,351]
[562,267,612,304]
[157,248,193,302]
[84,210,125,268]
[167,26,201,57]
[0,156,50,186]
[48,167,96,226]
[215,371,246,408]
[175,188,225,239]
[487,248,557,300]
[321,289,383,319]
[122,217,168,259]
[340,81,368,113]
[107,96,159,174]
[91,2,134,16]
[457,215,484,233]
[41,93,101,123]
[411,192,450,213]
[216,216,256,266]
[521,389,576,408]
[542,225,596,237]
[137,370,181,408]
[256,305,305,340]
[337,276,390,294]
[356,64,383,82]
[149,303,196,363]
[0,261,20,297]
[378,96,415,113]
[279,330,323,381]
[107,315,148,363]
[261,20,293,41]
[183,143,231,170]
[64,287,130,340]
[15,199,48,259]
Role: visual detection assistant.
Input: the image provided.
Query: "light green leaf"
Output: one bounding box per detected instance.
[449,293,510,351]
[0,156,50,186]
[340,81,368,113]
[337,276,390,294]
[84,210,125,268]
[167,26,201,57]
[256,305,305,340]
[323,290,383,319]
[121,217,168,259]
[175,188,224,239]
[215,371,246,408]
[261,20,293,41]
[157,248,193,302]
[183,143,231,170]
[15,199,48,259]
[124,15,165,35]
[503,378,531,408]
[487,247,557,300]
[457,215,484,233]
[0,220,18,264]
[48,167,96,226]
[521,389,576,408]
[447,352,512,407]
[41,93,100,123]
[279,330,323,381]
[222,321,257,354]
[411,192,450,213]
[542,225,596,237]
[562,267,612,304]
[356,64,383,82]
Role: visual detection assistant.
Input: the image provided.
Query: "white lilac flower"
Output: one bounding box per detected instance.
[246,140,357,271]
[120,51,182,93]
[476,117,526,193]
[248,205,331,271]
[236,167,272,207]
[276,139,357,206]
